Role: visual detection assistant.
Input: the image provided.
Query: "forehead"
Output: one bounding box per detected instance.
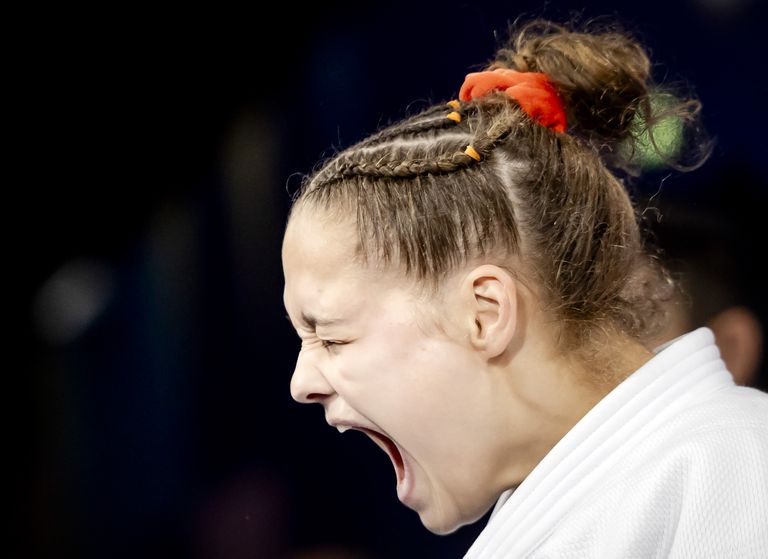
[281,209,429,320]
[282,211,369,314]
[282,209,358,281]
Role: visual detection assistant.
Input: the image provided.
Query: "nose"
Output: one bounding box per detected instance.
[290,348,334,404]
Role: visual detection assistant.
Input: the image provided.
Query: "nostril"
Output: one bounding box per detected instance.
[306,393,327,402]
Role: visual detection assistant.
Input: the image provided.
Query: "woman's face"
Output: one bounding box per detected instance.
[282,209,529,534]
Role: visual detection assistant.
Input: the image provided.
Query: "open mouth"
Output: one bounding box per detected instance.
[358,427,405,483]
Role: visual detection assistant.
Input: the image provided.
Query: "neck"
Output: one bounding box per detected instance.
[490,324,654,489]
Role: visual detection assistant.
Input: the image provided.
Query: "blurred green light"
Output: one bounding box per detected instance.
[628,94,685,169]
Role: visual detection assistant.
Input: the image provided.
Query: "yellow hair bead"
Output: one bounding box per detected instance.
[446,111,462,123]
[464,145,481,161]
[447,99,461,109]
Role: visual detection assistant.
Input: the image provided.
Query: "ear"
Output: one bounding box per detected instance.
[462,265,518,358]
[707,306,763,386]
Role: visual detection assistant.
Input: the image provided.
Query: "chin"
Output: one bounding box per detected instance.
[419,506,488,536]
[421,516,462,536]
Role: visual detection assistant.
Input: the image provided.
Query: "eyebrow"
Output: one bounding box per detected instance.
[285,312,345,329]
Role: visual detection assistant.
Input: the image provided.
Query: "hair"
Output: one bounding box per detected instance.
[288,18,711,369]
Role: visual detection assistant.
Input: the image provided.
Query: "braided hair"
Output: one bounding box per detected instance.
[289,18,709,361]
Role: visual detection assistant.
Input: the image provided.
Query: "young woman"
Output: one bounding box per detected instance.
[282,19,768,557]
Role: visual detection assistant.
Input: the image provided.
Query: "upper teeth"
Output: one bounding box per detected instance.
[337,425,351,433]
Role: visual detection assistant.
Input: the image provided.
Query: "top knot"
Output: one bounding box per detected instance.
[481,18,710,172]
[490,19,650,145]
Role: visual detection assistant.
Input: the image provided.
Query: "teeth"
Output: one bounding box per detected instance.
[337,425,351,433]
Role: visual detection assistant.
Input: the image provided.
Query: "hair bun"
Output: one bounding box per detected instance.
[488,18,710,172]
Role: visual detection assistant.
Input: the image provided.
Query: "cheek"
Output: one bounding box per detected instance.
[334,315,484,431]
[332,320,437,410]
[359,329,482,425]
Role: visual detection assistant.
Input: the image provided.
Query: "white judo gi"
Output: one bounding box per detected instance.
[465,327,768,558]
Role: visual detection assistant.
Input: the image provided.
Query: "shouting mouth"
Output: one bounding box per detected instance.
[333,422,414,504]
[359,427,405,484]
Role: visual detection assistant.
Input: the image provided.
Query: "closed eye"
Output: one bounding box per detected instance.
[321,339,347,351]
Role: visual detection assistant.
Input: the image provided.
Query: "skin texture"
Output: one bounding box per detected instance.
[282,207,655,534]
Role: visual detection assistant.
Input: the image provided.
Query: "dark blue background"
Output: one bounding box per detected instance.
[20,1,767,557]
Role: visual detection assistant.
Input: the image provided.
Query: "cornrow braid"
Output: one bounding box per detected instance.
[309,109,515,191]
[353,102,467,151]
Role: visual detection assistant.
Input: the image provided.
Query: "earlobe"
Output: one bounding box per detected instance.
[465,265,518,358]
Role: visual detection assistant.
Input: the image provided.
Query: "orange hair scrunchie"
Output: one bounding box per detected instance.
[459,68,567,133]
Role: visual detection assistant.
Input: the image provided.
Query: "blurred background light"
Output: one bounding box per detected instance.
[32,258,114,345]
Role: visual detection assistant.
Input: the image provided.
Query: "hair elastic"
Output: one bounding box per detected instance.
[458,68,567,133]
[446,111,462,123]
[464,145,482,161]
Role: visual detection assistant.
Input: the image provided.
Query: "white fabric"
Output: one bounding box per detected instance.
[464,327,768,558]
